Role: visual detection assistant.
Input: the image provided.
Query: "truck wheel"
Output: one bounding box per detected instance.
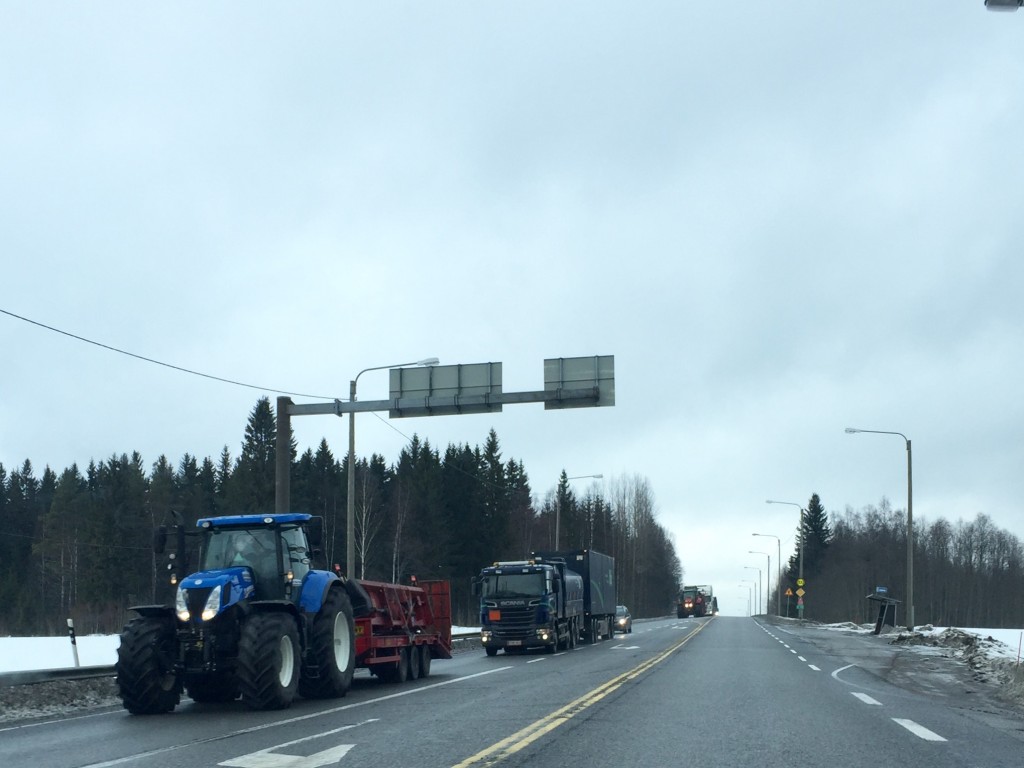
[485,646,499,657]
[408,642,421,680]
[419,644,432,677]
[186,672,239,703]
[116,615,181,715]
[299,587,355,699]
[238,613,300,710]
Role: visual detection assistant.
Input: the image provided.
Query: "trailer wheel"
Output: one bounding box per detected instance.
[299,587,355,699]
[408,642,421,680]
[116,615,181,715]
[377,646,410,683]
[186,672,239,703]
[238,612,300,710]
[419,644,432,677]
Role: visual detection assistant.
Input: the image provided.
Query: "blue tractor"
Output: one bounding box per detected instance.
[116,512,358,714]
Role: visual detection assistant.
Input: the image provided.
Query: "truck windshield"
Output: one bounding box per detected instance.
[481,572,546,598]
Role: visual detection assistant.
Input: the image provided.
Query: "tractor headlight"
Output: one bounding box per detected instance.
[200,585,222,622]
[175,588,190,621]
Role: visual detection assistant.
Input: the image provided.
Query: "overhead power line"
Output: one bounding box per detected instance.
[1,307,337,400]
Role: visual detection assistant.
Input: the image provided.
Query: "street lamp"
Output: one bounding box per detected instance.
[744,566,762,614]
[739,582,755,617]
[555,473,603,549]
[749,550,770,616]
[766,500,808,617]
[845,427,914,630]
[346,357,438,579]
[753,533,781,617]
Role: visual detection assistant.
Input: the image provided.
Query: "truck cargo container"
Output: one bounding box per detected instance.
[532,549,616,643]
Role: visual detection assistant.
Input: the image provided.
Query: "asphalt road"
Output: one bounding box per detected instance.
[2,617,1021,767]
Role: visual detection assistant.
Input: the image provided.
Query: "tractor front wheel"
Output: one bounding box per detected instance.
[238,612,300,710]
[116,615,181,715]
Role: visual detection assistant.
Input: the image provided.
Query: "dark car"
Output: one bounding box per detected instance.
[614,605,632,634]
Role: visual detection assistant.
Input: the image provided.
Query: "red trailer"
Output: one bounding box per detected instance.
[352,578,452,683]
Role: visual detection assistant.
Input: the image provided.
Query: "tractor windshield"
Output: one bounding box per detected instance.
[202,529,279,577]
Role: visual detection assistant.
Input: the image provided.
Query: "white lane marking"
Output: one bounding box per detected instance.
[220,720,374,767]
[808,665,821,671]
[527,658,546,663]
[831,663,856,681]
[892,718,947,742]
[790,649,797,654]
[798,656,807,662]
[76,669,511,768]
[851,692,882,706]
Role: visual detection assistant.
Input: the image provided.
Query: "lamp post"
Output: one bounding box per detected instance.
[739,582,755,616]
[744,566,762,614]
[749,550,770,617]
[346,357,438,579]
[845,427,914,631]
[766,500,807,617]
[555,473,603,549]
[753,533,781,617]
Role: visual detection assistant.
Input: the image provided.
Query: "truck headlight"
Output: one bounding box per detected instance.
[200,585,222,622]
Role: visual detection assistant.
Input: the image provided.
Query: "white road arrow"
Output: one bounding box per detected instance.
[219,718,376,768]
[220,744,352,768]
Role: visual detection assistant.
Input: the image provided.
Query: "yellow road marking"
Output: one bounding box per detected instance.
[451,619,713,767]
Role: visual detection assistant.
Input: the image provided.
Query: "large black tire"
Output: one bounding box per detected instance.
[186,672,239,703]
[237,612,300,710]
[419,644,432,677]
[408,642,421,680]
[484,646,499,657]
[299,587,355,699]
[116,615,181,715]
[377,646,410,683]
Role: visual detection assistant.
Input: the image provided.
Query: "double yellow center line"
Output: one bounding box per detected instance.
[452,619,713,767]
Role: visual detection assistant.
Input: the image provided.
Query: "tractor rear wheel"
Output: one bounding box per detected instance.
[299,587,355,699]
[116,615,181,715]
[238,613,300,710]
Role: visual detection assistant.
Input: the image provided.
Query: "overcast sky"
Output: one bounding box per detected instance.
[3,3,1022,618]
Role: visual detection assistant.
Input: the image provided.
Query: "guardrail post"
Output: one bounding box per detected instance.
[67,618,81,667]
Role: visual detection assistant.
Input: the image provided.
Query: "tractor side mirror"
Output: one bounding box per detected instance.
[153,525,168,554]
[307,517,324,548]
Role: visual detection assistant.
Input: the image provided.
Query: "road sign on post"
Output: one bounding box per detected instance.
[388,362,503,418]
[543,355,615,409]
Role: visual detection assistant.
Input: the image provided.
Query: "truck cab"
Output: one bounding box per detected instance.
[474,560,583,655]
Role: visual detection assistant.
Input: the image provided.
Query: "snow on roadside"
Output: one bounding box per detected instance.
[0,627,483,673]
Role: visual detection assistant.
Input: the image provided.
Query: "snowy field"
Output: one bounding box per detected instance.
[0,627,483,673]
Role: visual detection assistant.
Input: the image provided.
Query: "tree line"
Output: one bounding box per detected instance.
[0,397,682,635]
[776,493,1024,628]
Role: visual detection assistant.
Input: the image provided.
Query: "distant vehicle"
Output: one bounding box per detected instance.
[614,605,632,633]
[677,585,718,618]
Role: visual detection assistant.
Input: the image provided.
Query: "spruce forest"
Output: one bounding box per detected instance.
[0,397,682,635]
[3,398,1023,637]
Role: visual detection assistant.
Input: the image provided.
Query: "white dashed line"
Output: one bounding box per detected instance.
[808,665,821,671]
[892,719,946,742]
[851,692,882,706]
